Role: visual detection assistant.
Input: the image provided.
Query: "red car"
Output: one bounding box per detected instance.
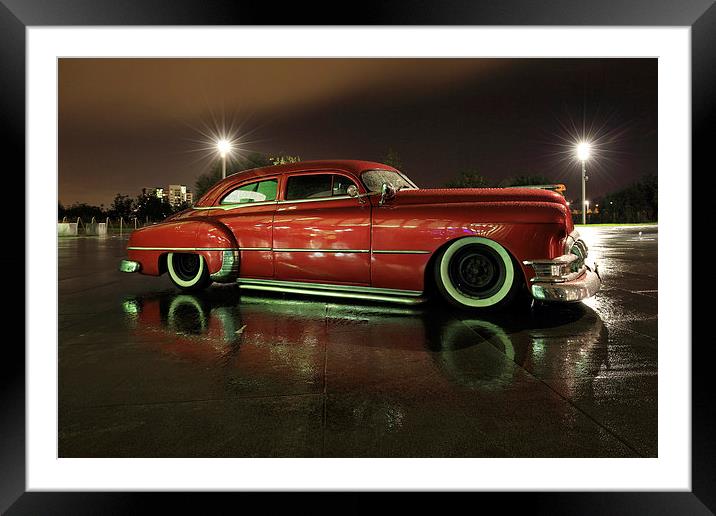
[119,160,600,310]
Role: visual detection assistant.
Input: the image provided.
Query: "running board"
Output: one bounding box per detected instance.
[236,278,426,305]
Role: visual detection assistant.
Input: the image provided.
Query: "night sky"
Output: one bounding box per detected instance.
[59,58,657,207]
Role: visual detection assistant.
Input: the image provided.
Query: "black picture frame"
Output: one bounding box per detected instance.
[3,1,710,513]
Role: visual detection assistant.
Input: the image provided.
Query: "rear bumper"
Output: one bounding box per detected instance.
[530,267,601,302]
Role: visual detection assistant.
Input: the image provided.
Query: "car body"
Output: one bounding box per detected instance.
[120,160,600,309]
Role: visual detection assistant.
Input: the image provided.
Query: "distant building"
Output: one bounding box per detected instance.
[140,184,193,207]
[141,187,164,199]
[166,184,194,207]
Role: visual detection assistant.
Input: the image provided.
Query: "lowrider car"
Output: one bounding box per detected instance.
[119,160,600,310]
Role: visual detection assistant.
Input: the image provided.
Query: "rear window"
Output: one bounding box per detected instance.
[221,179,277,204]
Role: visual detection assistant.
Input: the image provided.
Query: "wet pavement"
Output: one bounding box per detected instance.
[58,225,657,457]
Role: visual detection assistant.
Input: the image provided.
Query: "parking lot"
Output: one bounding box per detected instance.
[58,225,657,457]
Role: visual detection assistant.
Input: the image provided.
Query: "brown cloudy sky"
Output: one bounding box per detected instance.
[59,58,656,207]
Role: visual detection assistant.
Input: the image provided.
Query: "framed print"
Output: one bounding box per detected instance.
[3,0,712,513]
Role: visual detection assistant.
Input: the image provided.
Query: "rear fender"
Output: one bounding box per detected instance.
[127,219,238,276]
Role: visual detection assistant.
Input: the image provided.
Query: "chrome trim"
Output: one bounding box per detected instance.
[372,250,431,254]
[238,278,422,297]
[119,259,141,273]
[531,269,601,302]
[524,236,590,283]
[193,194,365,212]
[193,200,278,211]
[572,239,588,258]
[379,183,396,206]
[210,250,240,283]
[273,248,370,253]
[564,229,580,254]
[237,278,425,305]
[277,195,353,205]
[531,267,587,284]
[524,259,586,283]
[523,254,578,267]
[130,246,427,254]
[128,246,243,251]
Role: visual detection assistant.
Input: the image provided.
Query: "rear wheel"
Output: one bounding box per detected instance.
[433,237,521,311]
[167,252,211,292]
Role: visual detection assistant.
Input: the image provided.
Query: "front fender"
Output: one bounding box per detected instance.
[127,219,238,276]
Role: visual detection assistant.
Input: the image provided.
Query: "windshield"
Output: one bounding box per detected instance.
[361,170,418,193]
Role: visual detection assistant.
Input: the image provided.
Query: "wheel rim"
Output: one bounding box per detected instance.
[167,252,205,288]
[448,245,506,298]
[439,237,515,308]
[173,253,200,281]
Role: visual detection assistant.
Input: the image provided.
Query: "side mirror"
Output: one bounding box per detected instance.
[379,183,396,206]
[346,185,359,198]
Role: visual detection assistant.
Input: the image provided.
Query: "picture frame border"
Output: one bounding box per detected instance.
[3,0,709,512]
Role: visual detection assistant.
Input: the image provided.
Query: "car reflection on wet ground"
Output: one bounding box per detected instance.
[58,225,657,457]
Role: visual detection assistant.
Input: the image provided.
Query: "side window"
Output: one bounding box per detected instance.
[285,174,333,200]
[332,175,358,196]
[285,174,358,201]
[221,179,277,205]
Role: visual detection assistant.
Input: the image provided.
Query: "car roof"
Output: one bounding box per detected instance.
[228,159,396,180]
[197,159,398,205]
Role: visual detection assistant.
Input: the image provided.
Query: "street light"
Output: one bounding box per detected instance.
[576,142,592,224]
[217,138,232,179]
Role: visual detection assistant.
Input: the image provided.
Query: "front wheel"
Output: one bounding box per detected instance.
[433,237,522,311]
[167,252,211,292]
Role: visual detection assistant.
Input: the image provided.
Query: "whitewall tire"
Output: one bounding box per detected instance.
[167,252,211,292]
[434,237,520,310]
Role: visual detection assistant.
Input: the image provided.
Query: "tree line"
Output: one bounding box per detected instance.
[444,170,553,188]
[590,174,657,224]
[442,168,657,223]
[59,193,191,223]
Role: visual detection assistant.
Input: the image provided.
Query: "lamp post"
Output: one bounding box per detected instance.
[576,142,591,224]
[217,139,232,179]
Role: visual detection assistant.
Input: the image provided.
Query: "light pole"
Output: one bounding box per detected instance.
[576,142,591,224]
[217,139,232,179]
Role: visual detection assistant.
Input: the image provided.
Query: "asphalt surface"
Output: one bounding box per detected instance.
[58,225,657,457]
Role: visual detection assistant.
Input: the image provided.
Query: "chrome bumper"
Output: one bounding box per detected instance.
[524,232,601,302]
[119,259,141,273]
[530,267,601,302]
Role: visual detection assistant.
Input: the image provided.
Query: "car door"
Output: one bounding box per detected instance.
[273,171,371,285]
[209,177,279,278]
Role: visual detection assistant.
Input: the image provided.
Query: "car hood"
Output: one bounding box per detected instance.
[390,187,569,207]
